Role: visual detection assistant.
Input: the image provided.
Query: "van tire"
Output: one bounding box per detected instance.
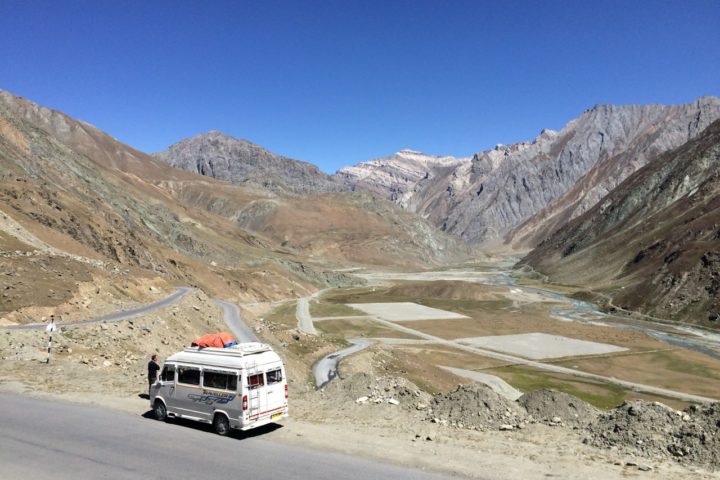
[153,400,167,421]
[213,413,230,436]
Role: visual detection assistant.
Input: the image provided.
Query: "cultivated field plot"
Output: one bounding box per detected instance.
[315,318,422,339]
[457,332,627,359]
[347,302,469,321]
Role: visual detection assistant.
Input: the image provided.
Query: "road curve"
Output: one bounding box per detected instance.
[313,338,373,389]
[214,299,258,343]
[1,287,192,330]
[0,394,446,480]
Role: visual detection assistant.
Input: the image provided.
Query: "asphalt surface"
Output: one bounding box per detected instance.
[214,299,259,342]
[0,394,447,480]
[296,296,318,335]
[313,338,372,388]
[1,287,192,330]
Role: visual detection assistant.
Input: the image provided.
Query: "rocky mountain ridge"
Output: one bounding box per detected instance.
[338,97,720,246]
[153,97,720,248]
[155,130,344,195]
[522,118,720,326]
[336,149,466,208]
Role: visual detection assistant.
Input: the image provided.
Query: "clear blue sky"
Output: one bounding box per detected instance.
[1,1,719,173]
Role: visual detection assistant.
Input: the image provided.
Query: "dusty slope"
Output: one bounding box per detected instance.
[164,179,468,267]
[522,119,720,326]
[0,89,469,320]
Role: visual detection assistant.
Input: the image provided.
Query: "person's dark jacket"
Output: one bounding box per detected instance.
[148,360,160,383]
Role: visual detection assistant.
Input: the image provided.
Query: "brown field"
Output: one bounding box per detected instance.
[309,300,365,318]
[315,318,420,339]
[553,349,720,398]
[318,279,720,408]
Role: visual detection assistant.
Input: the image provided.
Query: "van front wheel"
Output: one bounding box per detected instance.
[213,414,230,436]
[153,401,167,421]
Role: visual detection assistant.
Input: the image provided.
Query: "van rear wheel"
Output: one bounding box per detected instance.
[153,400,167,421]
[213,414,230,436]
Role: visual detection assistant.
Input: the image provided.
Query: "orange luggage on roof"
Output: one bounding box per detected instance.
[191,332,237,348]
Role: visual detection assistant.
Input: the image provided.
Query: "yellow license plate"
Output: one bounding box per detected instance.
[271,412,283,420]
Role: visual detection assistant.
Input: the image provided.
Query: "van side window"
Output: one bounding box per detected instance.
[266,368,283,385]
[204,370,238,391]
[177,366,200,386]
[161,365,175,382]
[247,373,265,389]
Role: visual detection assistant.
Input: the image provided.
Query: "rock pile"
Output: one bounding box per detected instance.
[424,384,720,469]
[585,401,720,469]
[429,384,527,430]
[323,372,431,407]
[518,389,599,428]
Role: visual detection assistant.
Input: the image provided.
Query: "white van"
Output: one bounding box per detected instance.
[150,342,288,435]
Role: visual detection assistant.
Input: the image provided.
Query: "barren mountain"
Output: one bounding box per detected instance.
[336,149,466,208]
[0,90,468,320]
[339,98,720,246]
[522,119,720,326]
[155,131,344,194]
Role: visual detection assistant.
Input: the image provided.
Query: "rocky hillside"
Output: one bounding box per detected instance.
[522,119,720,326]
[336,149,466,208]
[155,131,344,195]
[339,98,720,246]
[0,89,467,319]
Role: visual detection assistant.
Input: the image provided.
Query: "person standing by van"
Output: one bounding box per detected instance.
[147,354,160,397]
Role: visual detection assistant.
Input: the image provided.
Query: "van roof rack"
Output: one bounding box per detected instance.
[183,342,272,357]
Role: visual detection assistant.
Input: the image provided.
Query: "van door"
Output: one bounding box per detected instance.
[246,370,267,420]
[264,366,286,417]
[158,363,177,409]
[174,365,209,420]
[202,368,240,420]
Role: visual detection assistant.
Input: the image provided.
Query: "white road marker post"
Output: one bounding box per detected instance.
[45,315,57,364]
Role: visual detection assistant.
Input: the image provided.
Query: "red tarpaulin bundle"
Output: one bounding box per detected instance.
[191,332,237,348]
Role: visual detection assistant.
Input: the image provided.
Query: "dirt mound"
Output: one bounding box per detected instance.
[586,400,720,469]
[429,384,527,429]
[519,389,599,427]
[323,372,431,407]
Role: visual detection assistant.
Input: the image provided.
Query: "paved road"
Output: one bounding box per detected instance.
[1,288,192,330]
[313,338,373,388]
[214,299,258,343]
[0,395,446,480]
[296,297,318,335]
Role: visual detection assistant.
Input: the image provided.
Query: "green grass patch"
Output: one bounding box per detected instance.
[651,351,720,381]
[489,365,627,410]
